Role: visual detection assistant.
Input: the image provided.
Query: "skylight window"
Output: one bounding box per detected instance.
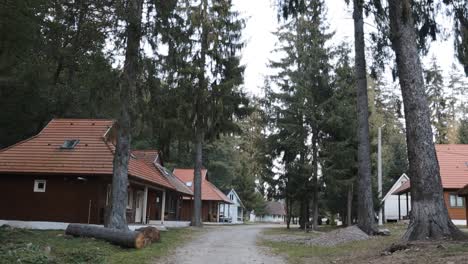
[186,181,193,187]
[60,139,80,149]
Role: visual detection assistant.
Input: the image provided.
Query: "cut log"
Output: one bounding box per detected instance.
[65,224,145,249]
[136,226,160,244]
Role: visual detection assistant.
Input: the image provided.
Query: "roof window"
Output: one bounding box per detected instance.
[60,139,80,149]
[186,181,193,187]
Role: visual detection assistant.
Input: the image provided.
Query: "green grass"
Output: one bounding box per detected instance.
[0,226,196,264]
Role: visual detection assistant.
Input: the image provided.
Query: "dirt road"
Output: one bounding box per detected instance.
[159,224,285,264]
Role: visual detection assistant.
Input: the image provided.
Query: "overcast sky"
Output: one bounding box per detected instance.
[232,0,467,99]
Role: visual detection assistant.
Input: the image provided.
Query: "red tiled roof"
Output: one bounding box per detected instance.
[173,168,231,203]
[264,201,286,216]
[0,119,175,190]
[393,144,468,194]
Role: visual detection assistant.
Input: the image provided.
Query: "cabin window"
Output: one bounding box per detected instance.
[127,189,133,209]
[34,180,46,192]
[449,194,464,208]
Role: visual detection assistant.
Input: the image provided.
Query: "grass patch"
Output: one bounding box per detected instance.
[260,224,419,264]
[0,226,196,264]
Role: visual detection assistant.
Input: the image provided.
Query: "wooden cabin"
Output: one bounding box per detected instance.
[173,168,232,222]
[0,119,193,225]
[392,144,468,225]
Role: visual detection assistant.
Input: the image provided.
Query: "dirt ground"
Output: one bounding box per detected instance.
[260,224,468,264]
[156,224,285,264]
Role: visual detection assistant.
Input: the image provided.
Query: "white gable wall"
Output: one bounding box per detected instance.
[382,174,411,221]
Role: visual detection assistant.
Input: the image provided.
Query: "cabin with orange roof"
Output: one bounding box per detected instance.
[0,119,193,226]
[173,168,232,222]
[392,144,468,226]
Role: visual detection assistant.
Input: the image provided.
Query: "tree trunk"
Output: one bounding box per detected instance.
[388,0,465,241]
[192,131,204,227]
[66,224,146,249]
[347,183,353,227]
[299,201,305,229]
[353,0,377,235]
[311,129,319,230]
[190,0,208,228]
[107,0,143,230]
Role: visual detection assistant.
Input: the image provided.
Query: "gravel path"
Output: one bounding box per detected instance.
[158,224,285,264]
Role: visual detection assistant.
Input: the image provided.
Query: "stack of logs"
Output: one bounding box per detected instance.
[65,224,160,249]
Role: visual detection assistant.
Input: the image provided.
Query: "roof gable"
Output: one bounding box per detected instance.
[382,173,409,202]
[227,189,245,208]
[173,168,231,203]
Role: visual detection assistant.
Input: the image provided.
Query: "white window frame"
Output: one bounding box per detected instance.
[449,193,465,208]
[34,180,46,192]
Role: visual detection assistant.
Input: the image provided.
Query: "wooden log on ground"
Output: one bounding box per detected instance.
[65,224,145,249]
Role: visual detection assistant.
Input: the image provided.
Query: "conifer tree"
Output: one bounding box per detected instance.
[180,0,248,227]
[425,58,449,144]
[266,0,332,230]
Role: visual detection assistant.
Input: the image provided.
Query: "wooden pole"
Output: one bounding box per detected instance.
[465,196,468,227]
[406,192,409,217]
[161,190,166,224]
[398,194,401,220]
[142,186,148,224]
[88,200,92,224]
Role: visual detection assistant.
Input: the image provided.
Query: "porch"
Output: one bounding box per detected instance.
[104,179,187,225]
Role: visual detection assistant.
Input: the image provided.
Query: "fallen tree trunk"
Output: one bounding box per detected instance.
[65,224,145,249]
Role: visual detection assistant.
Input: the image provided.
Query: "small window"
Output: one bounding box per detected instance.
[34,180,46,192]
[449,194,465,208]
[230,194,234,200]
[185,181,193,187]
[60,139,80,149]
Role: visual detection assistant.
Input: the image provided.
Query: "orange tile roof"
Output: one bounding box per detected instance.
[436,144,468,189]
[0,119,175,190]
[173,168,231,203]
[393,144,468,194]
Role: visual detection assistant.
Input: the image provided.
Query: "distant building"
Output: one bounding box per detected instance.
[253,201,286,223]
[382,173,411,222]
[173,168,232,222]
[219,189,245,223]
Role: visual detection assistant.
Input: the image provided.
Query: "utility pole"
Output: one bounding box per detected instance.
[378,125,384,226]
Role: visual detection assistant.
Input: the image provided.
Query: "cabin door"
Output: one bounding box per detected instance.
[135,191,144,223]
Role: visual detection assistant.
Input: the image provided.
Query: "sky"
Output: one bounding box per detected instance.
[232,0,467,99]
